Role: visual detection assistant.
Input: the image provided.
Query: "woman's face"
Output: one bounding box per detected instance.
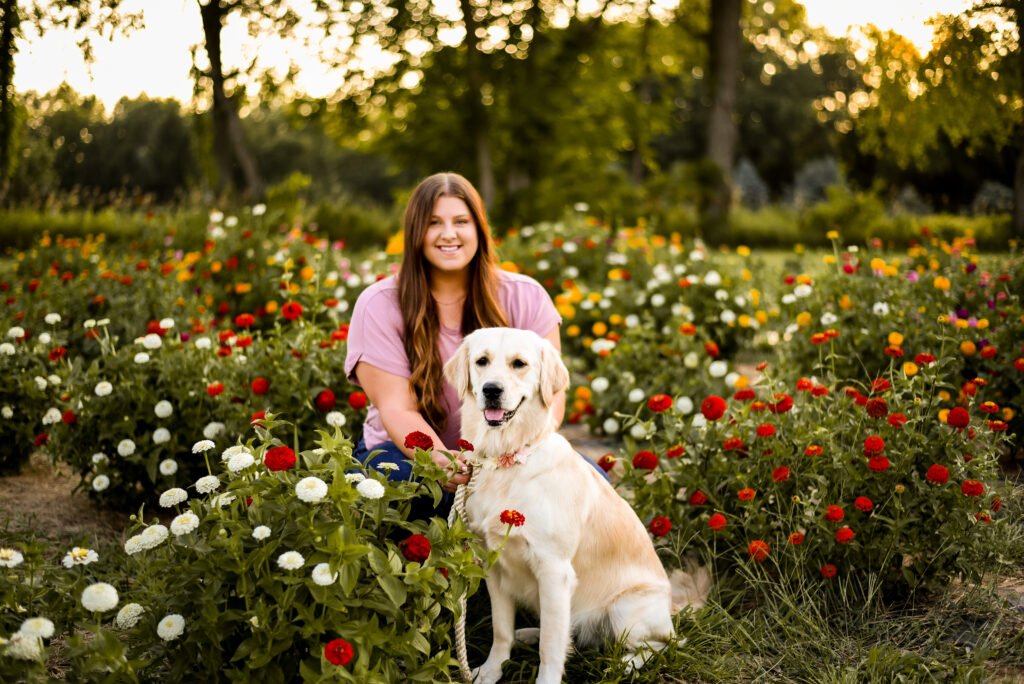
[421,196,479,277]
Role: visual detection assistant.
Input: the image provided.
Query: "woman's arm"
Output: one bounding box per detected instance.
[354,361,469,492]
[542,325,567,428]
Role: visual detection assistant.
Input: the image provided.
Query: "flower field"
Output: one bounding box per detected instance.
[1,210,1023,681]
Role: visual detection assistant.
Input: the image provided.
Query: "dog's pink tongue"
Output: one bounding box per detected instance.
[484,408,505,422]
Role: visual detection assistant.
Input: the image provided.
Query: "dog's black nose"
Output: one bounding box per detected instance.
[482,382,503,400]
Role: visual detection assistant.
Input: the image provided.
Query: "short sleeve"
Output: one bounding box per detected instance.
[501,273,562,337]
[344,283,411,385]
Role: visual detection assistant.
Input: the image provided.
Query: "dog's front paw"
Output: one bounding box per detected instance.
[472,661,504,684]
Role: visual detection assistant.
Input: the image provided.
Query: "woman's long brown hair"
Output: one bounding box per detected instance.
[397,173,509,434]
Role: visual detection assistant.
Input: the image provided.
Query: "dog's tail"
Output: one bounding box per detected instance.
[668,556,712,613]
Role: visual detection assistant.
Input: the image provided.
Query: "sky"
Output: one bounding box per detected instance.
[13,0,974,110]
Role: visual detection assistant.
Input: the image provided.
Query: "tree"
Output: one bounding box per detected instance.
[705,0,741,221]
[0,1,140,205]
[854,2,1024,236]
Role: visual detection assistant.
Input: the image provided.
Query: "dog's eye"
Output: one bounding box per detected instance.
[511,359,527,369]
[475,357,489,367]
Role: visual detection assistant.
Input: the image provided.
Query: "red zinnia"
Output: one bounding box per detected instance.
[500,509,526,527]
[863,436,885,454]
[689,490,708,506]
[264,446,296,471]
[867,455,890,472]
[400,534,432,562]
[648,394,673,412]
[961,480,984,497]
[988,420,1008,431]
[865,398,888,419]
[49,347,66,362]
[404,431,433,450]
[734,388,756,401]
[805,445,822,457]
[251,410,266,426]
[324,638,354,666]
[235,313,255,327]
[788,532,804,545]
[772,466,790,482]
[457,439,475,452]
[723,437,745,451]
[207,382,225,397]
[811,385,828,397]
[835,527,854,544]
[870,378,891,394]
[738,488,756,501]
[61,410,77,424]
[34,432,49,447]
[947,407,970,429]
[281,301,303,320]
[770,394,794,413]
[854,496,873,512]
[888,413,907,428]
[315,389,336,411]
[980,345,997,358]
[821,564,837,578]
[747,540,770,562]
[649,516,671,537]
[756,424,776,438]
[704,341,720,358]
[708,513,727,531]
[348,391,368,410]
[701,395,727,421]
[796,377,813,392]
[926,464,949,484]
[667,445,685,459]
[991,498,1002,512]
[1015,358,1024,372]
[824,505,844,522]
[632,450,658,470]
[914,353,935,366]
[251,377,269,395]
[597,454,617,472]
[979,401,999,413]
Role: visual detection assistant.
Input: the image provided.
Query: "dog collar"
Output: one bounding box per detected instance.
[476,425,554,471]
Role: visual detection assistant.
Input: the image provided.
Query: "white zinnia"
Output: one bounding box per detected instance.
[117,439,136,456]
[156,614,185,641]
[5,632,43,660]
[624,314,640,328]
[602,418,620,434]
[312,562,338,586]
[344,473,365,484]
[0,547,24,567]
[34,376,47,391]
[92,475,110,492]
[159,317,175,330]
[123,535,145,555]
[94,381,113,397]
[872,302,890,316]
[0,342,14,355]
[141,334,162,350]
[194,337,211,350]
[81,583,119,613]
[203,421,225,439]
[356,478,385,500]
[676,397,694,415]
[628,388,645,403]
[296,476,329,503]
[195,475,221,494]
[227,451,255,473]
[252,525,271,540]
[38,332,52,345]
[1,405,11,418]
[221,444,251,462]
[42,407,62,425]
[794,284,813,298]
[704,270,722,286]
[153,428,171,445]
[44,313,61,325]
[591,377,609,393]
[629,423,648,439]
[192,440,215,453]
[159,459,178,476]
[159,488,188,507]
[252,203,267,216]
[61,547,98,568]
[709,361,728,378]
[140,524,169,550]
[683,352,699,369]
[114,603,144,629]
[91,452,108,465]
[326,411,346,428]
[18,617,54,638]
[134,352,150,364]
[154,400,173,418]
[276,551,305,570]
[170,512,200,536]
[7,326,25,338]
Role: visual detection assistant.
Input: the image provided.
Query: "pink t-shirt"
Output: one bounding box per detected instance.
[345,270,561,450]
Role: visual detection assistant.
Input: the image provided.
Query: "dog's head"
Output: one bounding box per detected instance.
[444,328,570,441]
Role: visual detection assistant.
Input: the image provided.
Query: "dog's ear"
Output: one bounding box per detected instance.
[539,337,570,407]
[443,339,472,400]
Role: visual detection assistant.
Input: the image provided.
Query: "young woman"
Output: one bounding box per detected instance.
[345,172,603,516]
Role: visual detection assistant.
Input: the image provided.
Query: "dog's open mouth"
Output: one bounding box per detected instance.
[483,397,525,427]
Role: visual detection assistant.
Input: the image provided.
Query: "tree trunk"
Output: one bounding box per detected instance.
[199,0,264,200]
[459,0,495,209]
[0,0,19,206]
[631,3,653,186]
[706,0,741,219]
[1014,140,1024,239]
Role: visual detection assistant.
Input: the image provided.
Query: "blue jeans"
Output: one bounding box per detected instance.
[351,436,611,521]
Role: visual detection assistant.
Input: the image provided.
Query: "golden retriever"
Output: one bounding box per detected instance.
[443,327,709,684]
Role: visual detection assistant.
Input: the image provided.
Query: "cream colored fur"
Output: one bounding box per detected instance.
[443,327,710,684]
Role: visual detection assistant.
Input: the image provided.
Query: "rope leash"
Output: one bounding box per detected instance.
[447,464,475,682]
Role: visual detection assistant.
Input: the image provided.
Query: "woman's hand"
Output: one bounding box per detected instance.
[435,451,470,493]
